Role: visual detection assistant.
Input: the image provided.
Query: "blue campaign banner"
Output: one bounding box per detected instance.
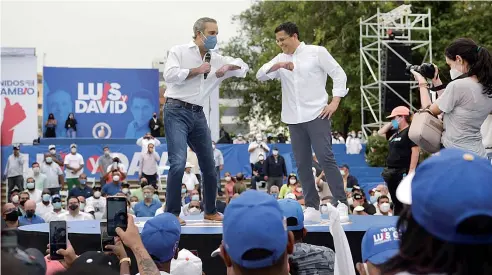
[1,144,297,180]
[1,144,370,181]
[42,67,160,139]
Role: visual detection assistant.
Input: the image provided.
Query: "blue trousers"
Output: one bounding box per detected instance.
[163,102,217,215]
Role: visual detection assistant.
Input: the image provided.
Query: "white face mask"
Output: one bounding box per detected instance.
[340,170,346,176]
[113,175,120,182]
[380,202,391,213]
[347,197,353,206]
[320,205,329,214]
[12,195,19,203]
[289,179,297,184]
[296,187,302,193]
[122,188,129,194]
[50,149,56,154]
[71,148,77,153]
[130,201,138,208]
[189,207,200,215]
[32,167,40,174]
[225,176,231,182]
[212,144,216,150]
[27,182,35,190]
[272,150,279,156]
[301,205,306,211]
[94,191,101,198]
[79,203,85,211]
[258,156,264,161]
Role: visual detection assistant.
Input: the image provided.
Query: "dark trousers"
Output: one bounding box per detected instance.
[289,118,347,209]
[8,175,24,199]
[163,101,217,215]
[266,177,283,192]
[142,173,158,189]
[382,167,408,215]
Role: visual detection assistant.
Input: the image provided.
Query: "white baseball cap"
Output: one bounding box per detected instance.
[170,249,202,275]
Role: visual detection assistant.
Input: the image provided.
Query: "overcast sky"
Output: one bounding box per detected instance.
[1,0,254,72]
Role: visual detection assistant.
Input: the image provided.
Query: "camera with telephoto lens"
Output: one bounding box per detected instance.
[406,63,436,79]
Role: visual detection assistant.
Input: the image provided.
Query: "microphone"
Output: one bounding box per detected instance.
[204,52,211,79]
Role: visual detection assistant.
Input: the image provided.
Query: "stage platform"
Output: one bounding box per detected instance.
[18,215,398,275]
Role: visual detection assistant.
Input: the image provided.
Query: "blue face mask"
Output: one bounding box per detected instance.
[391,119,399,130]
[79,180,86,185]
[271,193,278,199]
[202,33,217,50]
[370,196,378,204]
[42,194,51,202]
[53,202,62,209]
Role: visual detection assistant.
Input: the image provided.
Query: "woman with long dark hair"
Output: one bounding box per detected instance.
[44,113,57,138]
[64,113,77,138]
[411,38,492,157]
[382,149,492,275]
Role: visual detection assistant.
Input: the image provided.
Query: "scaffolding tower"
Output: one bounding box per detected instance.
[360,5,432,137]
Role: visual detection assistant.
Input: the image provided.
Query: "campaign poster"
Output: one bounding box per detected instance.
[1,48,39,145]
[42,67,159,138]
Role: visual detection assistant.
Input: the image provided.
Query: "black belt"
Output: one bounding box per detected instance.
[166,98,203,111]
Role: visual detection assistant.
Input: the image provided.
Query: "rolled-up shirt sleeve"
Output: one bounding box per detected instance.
[256,55,281,81]
[163,47,190,85]
[215,54,250,79]
[318,47,348,97]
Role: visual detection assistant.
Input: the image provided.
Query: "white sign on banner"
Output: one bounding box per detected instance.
[1,49,39,145]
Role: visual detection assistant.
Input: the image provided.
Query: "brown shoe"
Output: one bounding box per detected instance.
[204,212,223,223]
[177,216,186,226]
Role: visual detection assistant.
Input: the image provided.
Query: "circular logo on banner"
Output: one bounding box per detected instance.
[92,122,112,139]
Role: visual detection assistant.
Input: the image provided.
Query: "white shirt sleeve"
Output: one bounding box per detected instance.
[154,139,161,147]
[256,54,281,81]
[136,137,143,146]
[317,46,348,98]
[214,53,249,79]
[163,46,190,85]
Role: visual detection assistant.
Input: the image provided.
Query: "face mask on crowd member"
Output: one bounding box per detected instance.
[190,190,200,202]
[112,172,120,182]
[256,134,263,142]
[143,186,154,201]
[45,155,53,164]
[272,148,279,156]
[258,154,264,161]
[26,178,35,190]
[19,193,30,207]
[70,144,77,154]
[67,197,79,212]
[181,185,187,195]
[224,173,232,182]
[103,147,110,157]
[32,163,41,174]
[188,201,201,215]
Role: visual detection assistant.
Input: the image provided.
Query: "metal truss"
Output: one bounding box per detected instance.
[360,5,432,137]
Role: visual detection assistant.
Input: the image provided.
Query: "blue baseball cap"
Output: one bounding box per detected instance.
[361,225,399,264]
[223,190,288,269]
[141,213,181,263]
[397,148,492,244]
[277,199,304,231]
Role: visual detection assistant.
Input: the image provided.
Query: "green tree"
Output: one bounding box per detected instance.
[221,1,492,134]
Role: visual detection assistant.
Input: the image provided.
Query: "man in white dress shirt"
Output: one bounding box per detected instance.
[56,196,94,221]
[163,17,249,225]
[257,22,348,222]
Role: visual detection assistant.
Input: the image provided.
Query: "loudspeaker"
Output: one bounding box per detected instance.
[381,43,411,113]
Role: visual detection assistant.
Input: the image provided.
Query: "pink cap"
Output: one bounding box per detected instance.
[387,106,410,118]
